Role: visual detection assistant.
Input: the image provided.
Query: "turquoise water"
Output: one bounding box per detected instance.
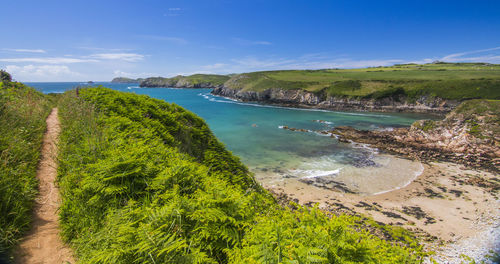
[29,82,436,194]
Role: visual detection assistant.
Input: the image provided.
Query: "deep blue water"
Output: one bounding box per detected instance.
[28,82,435,194]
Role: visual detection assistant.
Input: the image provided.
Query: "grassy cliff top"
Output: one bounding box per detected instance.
[224,63,500,100]
[111,77,142,83]
[141,74,230,87]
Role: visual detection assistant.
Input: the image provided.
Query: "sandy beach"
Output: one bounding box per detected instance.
[264,161,499,263]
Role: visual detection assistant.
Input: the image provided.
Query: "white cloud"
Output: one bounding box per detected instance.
[0,57,98,64]
[77,46,133,52]
[232,38,272,46]
[3,48,46,53]
[137,35,188,45]
[113,70,158,78]
[6,64,81,81]
[231,56,295,68]
[441,46,500,63]
[171,70,216,76]
[228,56,403,71]
[201,63,228,70]
[88,53,144,62]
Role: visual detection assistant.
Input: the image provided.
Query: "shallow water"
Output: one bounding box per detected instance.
[29,82,438,195]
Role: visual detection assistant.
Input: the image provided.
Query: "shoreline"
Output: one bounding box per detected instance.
[209,92,446,118]
[211,86,458,115]
[265,161,499,263]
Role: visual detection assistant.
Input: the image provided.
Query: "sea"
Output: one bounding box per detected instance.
[28,82,438,195]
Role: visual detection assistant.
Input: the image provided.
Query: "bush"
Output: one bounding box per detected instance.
[0,70,12,82]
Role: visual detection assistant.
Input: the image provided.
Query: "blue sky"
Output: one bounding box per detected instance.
[1,0,499,81]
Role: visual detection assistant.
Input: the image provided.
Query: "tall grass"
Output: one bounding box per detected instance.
[0,80,51,258]
[57,87,424,263]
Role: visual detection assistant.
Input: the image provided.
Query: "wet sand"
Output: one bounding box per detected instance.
[262,161,499,263]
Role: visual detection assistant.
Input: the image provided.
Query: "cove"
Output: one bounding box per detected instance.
[30,82,436,195]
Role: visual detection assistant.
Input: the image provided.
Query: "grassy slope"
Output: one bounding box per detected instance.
[0,81,52,257]
[225,63,500,100]
[110,77,141,83]
[57,87,424,263]
[141,74,230,87]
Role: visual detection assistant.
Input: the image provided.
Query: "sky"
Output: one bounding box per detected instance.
[1,0,499,81]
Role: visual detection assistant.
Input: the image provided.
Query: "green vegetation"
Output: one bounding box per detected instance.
[229,206,422,263]
[110,77,143,83]
[0,78,52,257]
[57,87,424,263]
[452,99,500,139]
[224,63,500,100]
[57,87,273,263]
[140,74,230,88]
[413,120,436,132]
[0,70,12,82]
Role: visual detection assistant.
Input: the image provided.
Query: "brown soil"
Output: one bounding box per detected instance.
[14,108,75,264]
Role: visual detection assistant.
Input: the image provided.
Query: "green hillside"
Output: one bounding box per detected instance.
[140,74,230,88]
[56,87,424,263]
[0,71,52,257]
[224,63,500,100]
[110,77,143,83]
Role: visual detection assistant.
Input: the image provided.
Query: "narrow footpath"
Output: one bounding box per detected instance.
[14,108,74,264]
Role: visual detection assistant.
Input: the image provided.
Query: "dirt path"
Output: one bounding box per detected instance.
[14,108,75,264]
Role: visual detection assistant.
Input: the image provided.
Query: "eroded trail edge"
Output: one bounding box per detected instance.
[15,108,74,264]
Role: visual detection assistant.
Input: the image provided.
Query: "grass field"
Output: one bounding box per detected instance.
[224,63,500,100]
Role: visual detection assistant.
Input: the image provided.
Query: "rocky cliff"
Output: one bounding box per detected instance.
[329,99,500,172]
[212,86,460,113]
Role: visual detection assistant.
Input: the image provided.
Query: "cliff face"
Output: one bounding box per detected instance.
[330,99,500,172]
[212,86,459,113]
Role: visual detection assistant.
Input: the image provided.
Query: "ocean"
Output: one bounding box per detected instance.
[28,82,436,195]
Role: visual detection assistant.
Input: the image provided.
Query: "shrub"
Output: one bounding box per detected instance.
[0,70,12,82]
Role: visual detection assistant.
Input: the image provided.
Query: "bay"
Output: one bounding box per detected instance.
[28,82,436,195]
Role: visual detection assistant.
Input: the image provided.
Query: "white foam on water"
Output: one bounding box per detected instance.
[293,168,342,179]
[204,93,391,117]
[349,141,379,153]
[371,162,424,195]
[313,120,334,125]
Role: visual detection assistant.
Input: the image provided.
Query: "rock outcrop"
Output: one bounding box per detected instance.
[212,86,460,113]
[328,100,500,172]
